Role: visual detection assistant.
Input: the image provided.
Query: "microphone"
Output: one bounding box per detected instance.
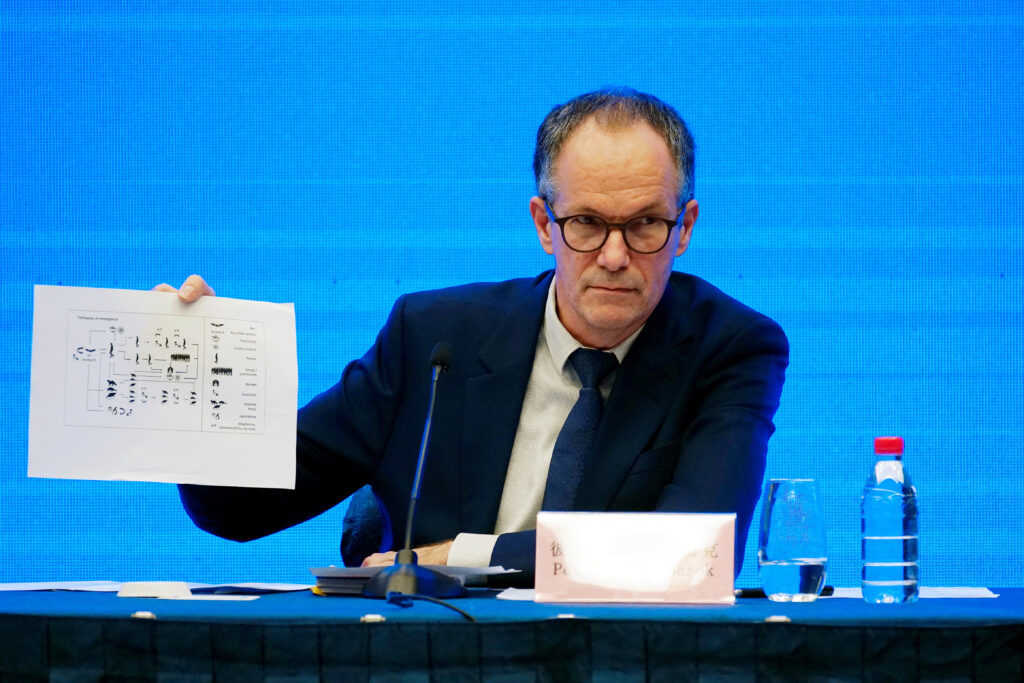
[429,341,452,369]
[362,342,467,599]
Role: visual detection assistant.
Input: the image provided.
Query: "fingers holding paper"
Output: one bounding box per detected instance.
[152,274,216,302]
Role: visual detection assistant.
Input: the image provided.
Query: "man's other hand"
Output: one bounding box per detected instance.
[152,274,216,302]
[361,540,453,567]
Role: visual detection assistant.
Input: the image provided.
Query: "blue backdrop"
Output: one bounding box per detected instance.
[2,2,1022,589]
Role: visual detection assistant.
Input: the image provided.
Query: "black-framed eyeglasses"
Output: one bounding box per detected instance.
[543,199,682,254]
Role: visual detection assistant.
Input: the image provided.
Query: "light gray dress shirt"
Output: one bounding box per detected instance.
[447,279,641,567]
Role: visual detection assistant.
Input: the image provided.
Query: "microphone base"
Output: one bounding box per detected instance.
[362,549,468,599]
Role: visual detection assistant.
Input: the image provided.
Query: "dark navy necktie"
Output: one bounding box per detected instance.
[542,348,619,511]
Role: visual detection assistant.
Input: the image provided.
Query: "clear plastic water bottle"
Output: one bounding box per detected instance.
[861,436,919,603]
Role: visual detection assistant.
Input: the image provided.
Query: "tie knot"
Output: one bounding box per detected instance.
[568,348,619,389]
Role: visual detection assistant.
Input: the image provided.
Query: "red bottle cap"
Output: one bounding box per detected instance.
[875,436,904,454]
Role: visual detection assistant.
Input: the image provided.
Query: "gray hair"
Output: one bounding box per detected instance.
[533,87,695,208]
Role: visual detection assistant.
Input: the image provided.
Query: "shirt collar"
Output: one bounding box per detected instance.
[543,277,643,373]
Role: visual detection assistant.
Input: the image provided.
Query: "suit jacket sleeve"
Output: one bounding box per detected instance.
[654,315,788,571]
[177,295,412,541]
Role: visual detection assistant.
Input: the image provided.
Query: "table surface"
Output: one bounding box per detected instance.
[2,587,1022,627]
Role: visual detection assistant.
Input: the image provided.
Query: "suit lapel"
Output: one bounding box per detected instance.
[459,274,551,533]
[575,282,695,511]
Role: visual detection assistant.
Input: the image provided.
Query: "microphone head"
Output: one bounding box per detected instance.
[429,342,452,371]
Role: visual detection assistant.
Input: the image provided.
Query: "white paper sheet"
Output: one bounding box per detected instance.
[0,581,312,593]
[829,587,998,599]
[29,285,298,488]
[310,565,516,579]
[497,587,535,601]
[501,587,1002,601]
[0,581,124,592]
[160,595,261,601]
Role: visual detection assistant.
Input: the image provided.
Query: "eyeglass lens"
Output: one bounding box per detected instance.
[563,216,670,253]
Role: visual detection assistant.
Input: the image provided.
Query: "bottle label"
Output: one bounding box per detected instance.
[874,461,904,484]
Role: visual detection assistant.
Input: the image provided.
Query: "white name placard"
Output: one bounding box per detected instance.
[534,512,736,604]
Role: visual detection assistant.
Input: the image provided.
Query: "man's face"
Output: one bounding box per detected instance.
[531,118,698,349]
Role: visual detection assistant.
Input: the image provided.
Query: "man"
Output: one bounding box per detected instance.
[169,88,788,581]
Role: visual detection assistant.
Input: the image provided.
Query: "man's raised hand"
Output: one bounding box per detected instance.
[152,274,216,302]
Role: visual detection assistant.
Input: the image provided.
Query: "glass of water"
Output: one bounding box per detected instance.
[757,479,828,602]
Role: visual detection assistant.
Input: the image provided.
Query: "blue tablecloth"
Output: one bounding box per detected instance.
[2,588,1022,680]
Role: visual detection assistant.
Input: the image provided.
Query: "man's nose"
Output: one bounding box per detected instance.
[597,228,630,271]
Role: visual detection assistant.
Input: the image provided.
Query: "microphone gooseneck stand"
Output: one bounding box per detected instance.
[362,343,468,601]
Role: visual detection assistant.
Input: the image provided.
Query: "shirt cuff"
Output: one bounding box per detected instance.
[448,532,499,567]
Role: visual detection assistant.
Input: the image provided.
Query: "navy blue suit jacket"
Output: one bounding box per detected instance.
[180,271,788,580]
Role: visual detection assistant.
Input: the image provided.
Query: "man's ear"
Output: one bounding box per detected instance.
[530,196,555,255]
[675,199,699,256]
